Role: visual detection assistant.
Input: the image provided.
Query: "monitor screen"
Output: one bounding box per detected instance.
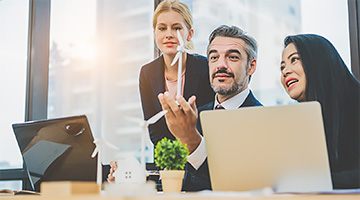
[12,115,97,192]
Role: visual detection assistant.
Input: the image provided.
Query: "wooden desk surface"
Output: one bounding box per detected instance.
[3,193,359,200]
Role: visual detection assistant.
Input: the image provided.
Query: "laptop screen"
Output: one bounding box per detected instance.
[12,115,97,191]
[200,101,332,193]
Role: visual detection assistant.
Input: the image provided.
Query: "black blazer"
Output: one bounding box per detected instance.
[182,90,262,191]
[139,53,215,145]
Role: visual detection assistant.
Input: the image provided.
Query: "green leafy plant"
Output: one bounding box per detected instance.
[154,137,189,170]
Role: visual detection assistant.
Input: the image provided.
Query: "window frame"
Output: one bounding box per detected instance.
[348,0,360,80]
[0,0,50,190]
[25,0,50,121]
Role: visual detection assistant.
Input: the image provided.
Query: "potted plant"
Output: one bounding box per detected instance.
[154,137,189,193]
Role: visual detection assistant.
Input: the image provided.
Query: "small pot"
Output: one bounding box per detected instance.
[159,170,185,193]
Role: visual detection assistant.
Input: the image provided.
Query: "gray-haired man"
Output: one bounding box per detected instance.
[158,25,262,191]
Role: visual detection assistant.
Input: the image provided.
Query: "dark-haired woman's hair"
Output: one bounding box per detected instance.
[284,34,360,188]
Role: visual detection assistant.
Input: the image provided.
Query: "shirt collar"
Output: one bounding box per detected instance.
[213,88,250,110]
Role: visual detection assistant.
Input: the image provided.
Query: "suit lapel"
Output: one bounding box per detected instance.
[240,90,262,108]
[199,101,214,112]
[184,54,201,100]
[149,56,166,111]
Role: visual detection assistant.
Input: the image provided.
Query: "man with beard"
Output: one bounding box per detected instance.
[158,25,262,191]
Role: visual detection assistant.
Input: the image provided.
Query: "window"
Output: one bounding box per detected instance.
[0,0,29,190]
[48,0,154,164]
[44,0,356,167]
[182,0,350,106]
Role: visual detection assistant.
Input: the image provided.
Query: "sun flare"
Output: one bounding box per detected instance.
[71,43,97,60]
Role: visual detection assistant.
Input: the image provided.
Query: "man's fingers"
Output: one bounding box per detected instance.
[108,161,117,182]
[177,95,197,116]
[188,95,198,112]
[109,161,116,166]
[163,92,183,116]
[158,93,168,109]
[109,161,118,170]
[158,93,175,119]
[107,173,115,182]
[110,167,115,174]
[176,95,191,114]
[188,95,196,107]
[164,92,181,109]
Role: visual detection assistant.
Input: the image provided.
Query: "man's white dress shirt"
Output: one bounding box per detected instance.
[187,88,250,169]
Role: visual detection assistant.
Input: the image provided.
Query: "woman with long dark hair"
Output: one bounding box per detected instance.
[280,34,360,189]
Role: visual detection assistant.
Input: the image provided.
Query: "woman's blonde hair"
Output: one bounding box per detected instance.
[153,0,194,49]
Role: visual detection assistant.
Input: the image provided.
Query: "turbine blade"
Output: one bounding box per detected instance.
[91,146,98,158]
[125,116,144,125]
[147,110,168,125]
[177,30,184,47]
[171,52,181,66]
[103,139,120,150]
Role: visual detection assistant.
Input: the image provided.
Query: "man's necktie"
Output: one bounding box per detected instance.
[215,104,225,110]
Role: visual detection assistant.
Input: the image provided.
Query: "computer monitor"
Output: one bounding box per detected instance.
[12,115,97,192]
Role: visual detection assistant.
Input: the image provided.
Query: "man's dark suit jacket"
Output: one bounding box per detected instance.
[139,54,215,145]
[182,90,262,191]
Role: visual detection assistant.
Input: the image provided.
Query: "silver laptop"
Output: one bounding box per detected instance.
[200,101,332,193]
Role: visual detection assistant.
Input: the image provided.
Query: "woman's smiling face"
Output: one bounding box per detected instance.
[154,10,192,56]
[280,43,307,102]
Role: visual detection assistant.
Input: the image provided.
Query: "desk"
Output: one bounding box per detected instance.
[3,193,359,200]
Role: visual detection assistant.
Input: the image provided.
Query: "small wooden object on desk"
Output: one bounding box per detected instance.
[40,181,100,196]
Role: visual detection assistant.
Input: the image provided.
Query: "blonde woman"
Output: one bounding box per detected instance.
[139,0,214,145]
[108,0,214,183]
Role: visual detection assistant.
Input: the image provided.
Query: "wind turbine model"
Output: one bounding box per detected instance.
[124,110,168,177]
[171,30,190,97]
[91,138,120,187]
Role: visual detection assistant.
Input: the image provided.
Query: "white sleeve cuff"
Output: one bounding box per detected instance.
[187,137,207,170]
